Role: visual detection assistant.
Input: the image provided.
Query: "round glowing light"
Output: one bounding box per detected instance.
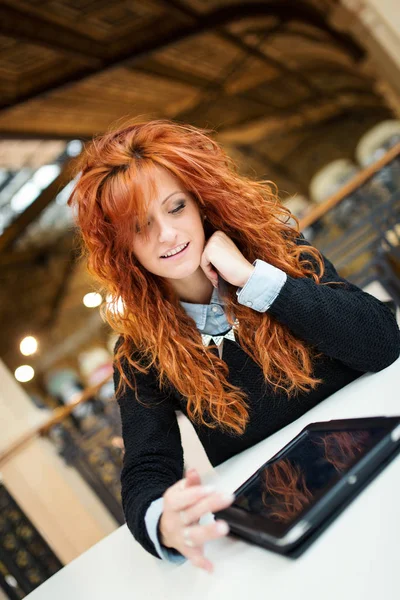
[66,140,83,157]
[106,294,125,315]
[15,365,35,383]
[83,292,103,308]
[20,336,38,356]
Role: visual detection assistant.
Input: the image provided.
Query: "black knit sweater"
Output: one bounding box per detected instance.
[114,240,400,558]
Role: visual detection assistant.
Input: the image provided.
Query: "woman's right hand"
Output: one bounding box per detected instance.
[159,468,235,573]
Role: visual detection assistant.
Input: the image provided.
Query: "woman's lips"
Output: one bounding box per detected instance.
[160,242,190,260]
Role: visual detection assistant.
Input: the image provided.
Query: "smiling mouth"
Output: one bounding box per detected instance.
[160,242,190,259]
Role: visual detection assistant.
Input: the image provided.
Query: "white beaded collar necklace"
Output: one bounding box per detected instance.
[201,319,239,347]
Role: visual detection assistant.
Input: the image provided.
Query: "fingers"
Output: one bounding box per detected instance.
[184,544,214,573]
[182,470,202,524]
[200,252,218,288]
[164,482,217,512]
[183,521,229,573]
[183,520,229,548]
[185,468,201,487]
[161,472,233,574]
[182,542,212,573]
[180,491,235,525]
[190,555,214,573]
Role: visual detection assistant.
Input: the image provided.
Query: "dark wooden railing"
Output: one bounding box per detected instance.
[299,143,400,230]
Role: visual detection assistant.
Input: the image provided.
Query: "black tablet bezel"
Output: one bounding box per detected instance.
[216,416,400,546]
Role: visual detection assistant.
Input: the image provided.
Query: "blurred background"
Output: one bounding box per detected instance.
[0,1,400,597]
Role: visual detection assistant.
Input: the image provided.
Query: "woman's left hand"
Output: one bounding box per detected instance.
[200,231,255,288]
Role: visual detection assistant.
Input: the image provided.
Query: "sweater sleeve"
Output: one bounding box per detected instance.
[268,236,400,373]
[114,351,184,558]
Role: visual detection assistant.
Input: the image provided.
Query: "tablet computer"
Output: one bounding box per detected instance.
[215,416,400,558]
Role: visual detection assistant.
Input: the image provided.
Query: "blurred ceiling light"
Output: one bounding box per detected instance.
[11,181,40,212]
[10,163,61,213]
[106,294,125,315]
[66,140,83,157]
[32,164,61,188]
[83,292,103,308]
[15,365,35,382]
[20,336,38,356]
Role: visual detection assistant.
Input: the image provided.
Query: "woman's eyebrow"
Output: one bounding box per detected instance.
[161,191,185,206]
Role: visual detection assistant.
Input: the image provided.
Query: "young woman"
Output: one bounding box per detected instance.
[69,120,400,573]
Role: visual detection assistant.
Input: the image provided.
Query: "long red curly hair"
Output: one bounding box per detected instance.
[68,119,325,435]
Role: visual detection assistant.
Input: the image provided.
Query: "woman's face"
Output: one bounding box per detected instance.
[131,167,206,281]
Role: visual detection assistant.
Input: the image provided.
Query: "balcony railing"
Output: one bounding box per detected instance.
[298,143,400,302]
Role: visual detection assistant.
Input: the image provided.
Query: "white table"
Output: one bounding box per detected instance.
[27,359,400,600]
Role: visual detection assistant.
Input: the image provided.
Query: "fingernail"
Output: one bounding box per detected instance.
[216,521,229,535]
[201,484,216,494]
[221,492,235,503]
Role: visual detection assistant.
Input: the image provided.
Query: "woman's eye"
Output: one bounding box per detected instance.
[171,202,186,214]
[135,203,185,233]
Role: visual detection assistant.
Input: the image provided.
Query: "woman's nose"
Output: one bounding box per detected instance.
[157,221,177,243]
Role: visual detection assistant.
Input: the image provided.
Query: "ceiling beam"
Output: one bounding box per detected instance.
[297,63,375,85]
[0,157,76,253]
[280,107,392,166]
[215,29,319,96]
[137,53,279,116]
[163,1,364,59]
[136,20,285,94]
[237,144,309,196]
[0,89,383,143]
[141,8,373,132]
[0,131,89,142]
[176,24,280,122]
[0,3,103,64]
[215,92,385,144]
[136,59,218,90]
[0,1,365,114]
[163,0,364,99]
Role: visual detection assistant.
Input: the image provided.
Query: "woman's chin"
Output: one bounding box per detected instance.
[162,261,201,281]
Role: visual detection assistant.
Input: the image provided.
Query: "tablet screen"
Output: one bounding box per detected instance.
[232,426,387,535]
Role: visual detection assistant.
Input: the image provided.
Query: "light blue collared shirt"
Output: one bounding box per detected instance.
[144,259,286,562]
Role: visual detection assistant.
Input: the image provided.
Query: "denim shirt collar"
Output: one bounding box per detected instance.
[180,286,223,330]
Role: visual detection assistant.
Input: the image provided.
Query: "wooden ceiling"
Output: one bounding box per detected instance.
[0,0,394,388]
